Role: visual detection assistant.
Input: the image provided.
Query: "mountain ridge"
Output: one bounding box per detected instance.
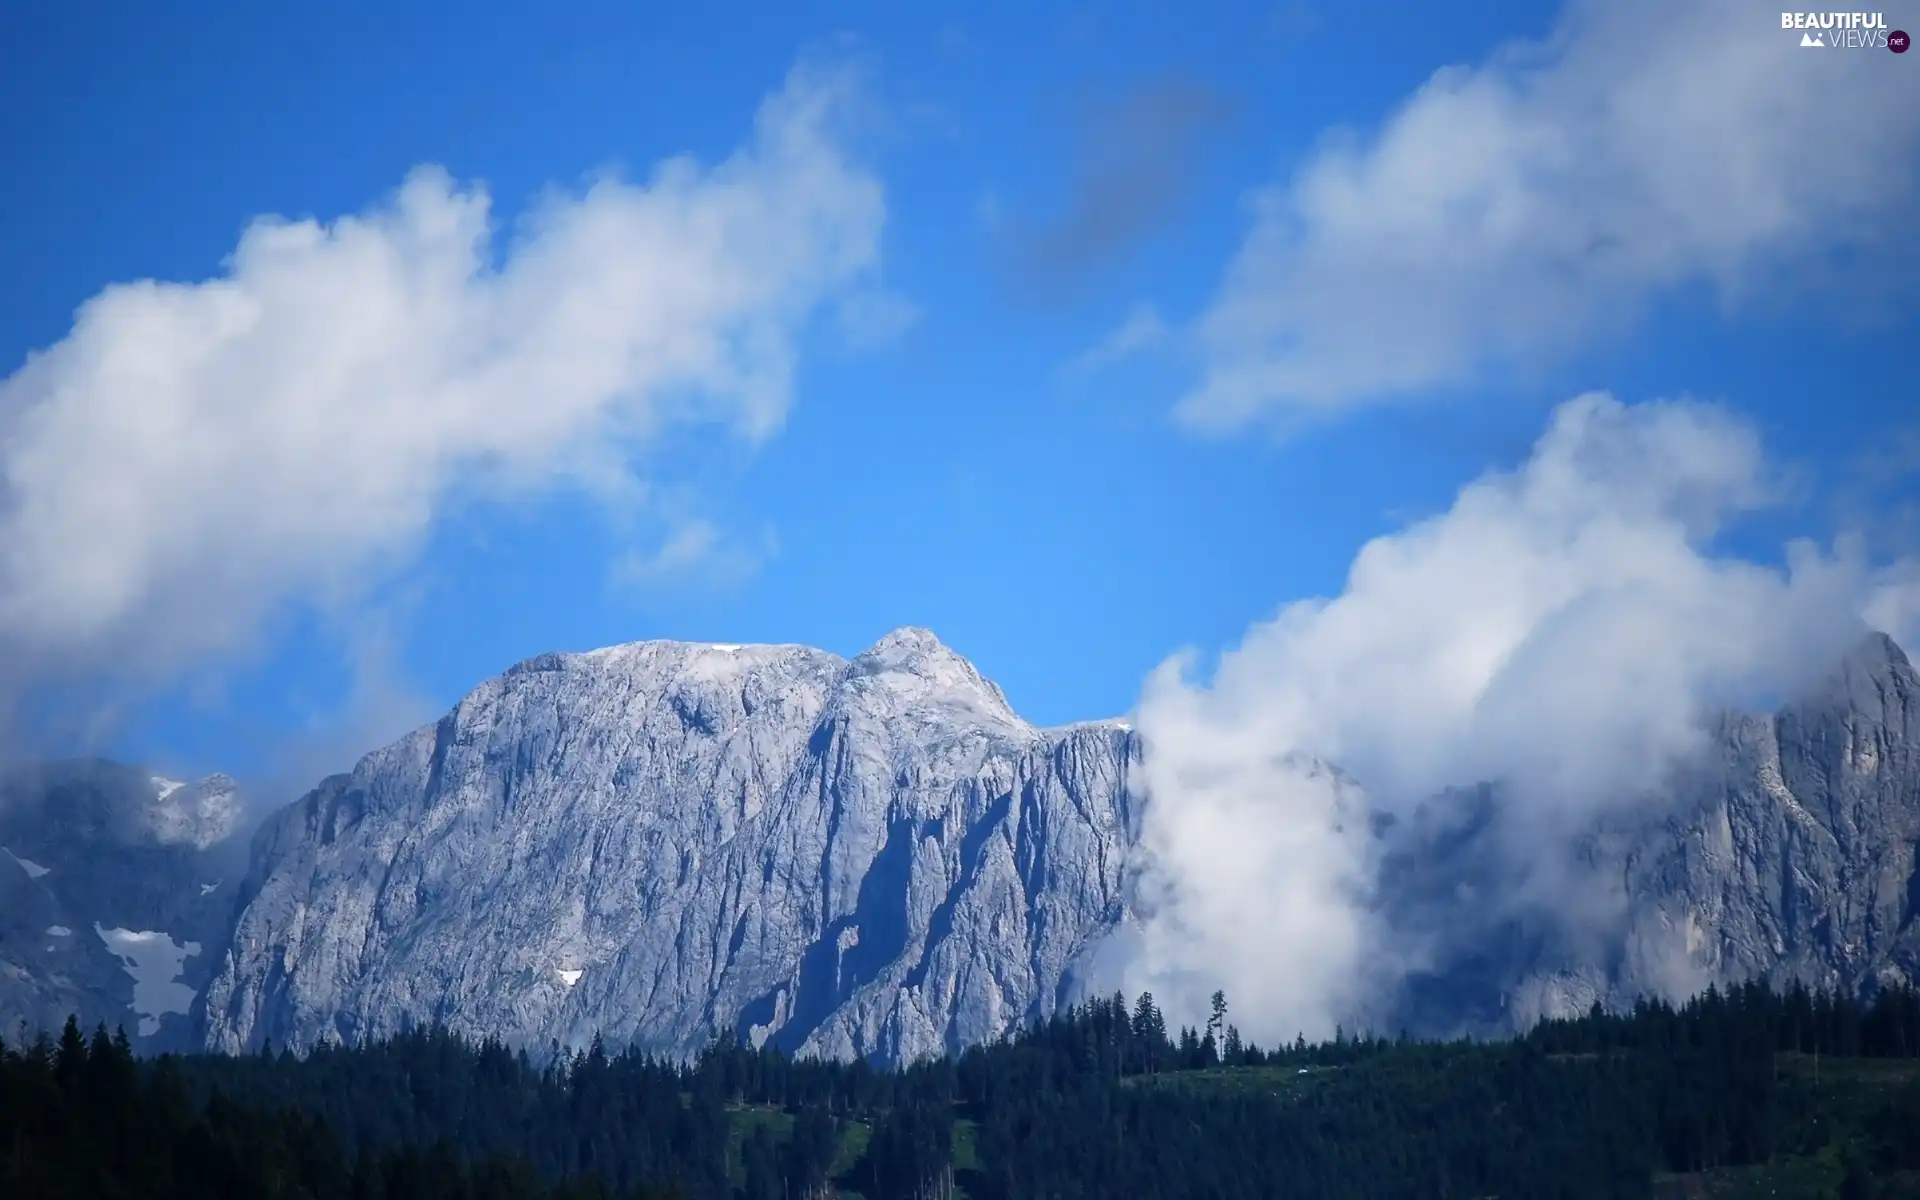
[3,627,1917,1067]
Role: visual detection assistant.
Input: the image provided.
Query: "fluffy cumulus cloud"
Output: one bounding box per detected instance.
[1118,393,1915,1042]
[1177,0,1920,427]
[0,61,892,699]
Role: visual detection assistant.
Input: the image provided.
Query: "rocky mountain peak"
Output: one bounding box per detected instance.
[145,772,243,850]
[840,626,1027,737]
[523,637,845,681]
[1837,629,1914,684]
[1791,629,1918,735]
[858,625,950,659]
[1863,629,1907,661]
[0,760,244,851]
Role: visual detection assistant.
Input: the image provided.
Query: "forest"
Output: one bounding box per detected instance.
[4,979,1920,1199]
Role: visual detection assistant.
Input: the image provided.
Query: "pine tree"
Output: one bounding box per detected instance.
[1132,993,1167,1073]
[53,1016,86,1088]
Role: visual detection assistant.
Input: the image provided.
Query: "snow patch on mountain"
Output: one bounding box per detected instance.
[3,846,50,878]
[95,925,201,1036]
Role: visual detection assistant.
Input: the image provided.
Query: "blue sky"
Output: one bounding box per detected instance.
[1,0,1915,794]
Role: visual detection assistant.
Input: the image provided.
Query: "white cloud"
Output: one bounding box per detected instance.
[610,517,777,593]
[1065,303,1173,377]
[1179,0,1920,427]
[1117,393,1908,1042]
[0,60,891,700]
[1866,561,1920,652]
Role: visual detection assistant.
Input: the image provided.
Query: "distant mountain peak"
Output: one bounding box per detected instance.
[1843,629,1911,673]
[852,626,957,667]
[862,625,948,655]
[578,637,830,663]
[1793,629,1918,718]
[145,772,242,850]
[847,627,980,680]
[0,760,243,851]
[844,627,1027,733]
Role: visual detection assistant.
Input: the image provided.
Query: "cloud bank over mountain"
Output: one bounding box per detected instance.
[1119,393,1920,1042]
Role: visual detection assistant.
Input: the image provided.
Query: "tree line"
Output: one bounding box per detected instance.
[4,978,1919,1198]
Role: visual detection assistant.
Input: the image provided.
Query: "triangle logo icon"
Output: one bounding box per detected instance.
[1800,31,1824,46]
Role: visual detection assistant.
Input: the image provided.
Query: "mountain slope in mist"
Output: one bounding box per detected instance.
[0,761,244,1048]
[1383,632,1920,1036]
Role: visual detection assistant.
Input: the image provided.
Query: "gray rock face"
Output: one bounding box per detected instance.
[202,629,1137,1064]
[1385,632,1920,1034]
[1620,633,1920,994]
[0,761,243,1048]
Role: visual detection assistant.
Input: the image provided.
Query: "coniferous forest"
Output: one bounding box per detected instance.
[5,980,1920,1199]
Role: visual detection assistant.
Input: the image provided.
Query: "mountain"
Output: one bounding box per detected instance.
[1382,631,1920,1035]
[201,629,1137,1063]
[0,761,244,1049]
[7,628,1915,1067]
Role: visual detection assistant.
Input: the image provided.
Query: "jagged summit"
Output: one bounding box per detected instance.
[840,626,1029,738]
[539,627,994,682]
[0,759,242,851]
[484,627,1035,745]
[1840,629,1912,673]
[1792,628,1918,719]
[512,628,988,679]
[850,627,994,686]
[1047,716,1134,734]
[144,772,242,851]
[578,636,835,658]
[535,637,843,673]
[856,625,952,660]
